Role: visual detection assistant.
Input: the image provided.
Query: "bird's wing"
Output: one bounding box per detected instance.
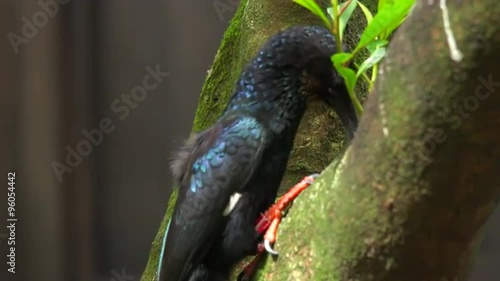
[158,116,267,281]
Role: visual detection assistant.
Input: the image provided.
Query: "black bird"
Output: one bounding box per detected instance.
[157,25,358,281]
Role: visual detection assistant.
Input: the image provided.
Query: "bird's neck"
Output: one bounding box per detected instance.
[225,67,308,133]
[229,105,306,139]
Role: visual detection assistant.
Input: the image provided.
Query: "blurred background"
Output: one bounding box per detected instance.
[0,1,498,281]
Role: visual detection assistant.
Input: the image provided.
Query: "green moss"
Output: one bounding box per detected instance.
[141,188,179,281]
[253,149,403,281]
[193,0,249,132]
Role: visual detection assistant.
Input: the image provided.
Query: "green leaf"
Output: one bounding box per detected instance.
[356,1,373,24]
[356,46,386,78]
[338,0,357,41]
[385,4,414,36]
[331,53,356,97]
[365,39,388,54]
[378,0,388,11]
[331,53,363,116]
[294,0,332,28]
[354,0,414,52]
[327,7,334,21]
[331,53,355,92]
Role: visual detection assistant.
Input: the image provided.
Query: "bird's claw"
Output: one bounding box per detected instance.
[264,239,279,255]
[242,175,319,280]
[256,174,320,256]
[305,173,320,184]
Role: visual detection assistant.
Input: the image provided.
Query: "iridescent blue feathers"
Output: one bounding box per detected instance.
[159,116,267,281]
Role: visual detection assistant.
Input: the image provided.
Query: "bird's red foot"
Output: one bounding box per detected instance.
[237,174,319,280]
[256,173,319,255]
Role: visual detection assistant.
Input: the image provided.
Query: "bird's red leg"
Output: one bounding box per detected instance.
[238,174,319,280]
[261,173,319,255]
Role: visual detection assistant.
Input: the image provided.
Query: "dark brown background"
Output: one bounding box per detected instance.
[0,1,497,281]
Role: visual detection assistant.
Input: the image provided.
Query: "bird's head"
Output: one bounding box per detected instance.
[290,26,358,141]
[225,25,358,140]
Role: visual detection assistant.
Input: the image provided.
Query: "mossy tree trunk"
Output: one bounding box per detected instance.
[256,0,500,280]
[142,0,500,280]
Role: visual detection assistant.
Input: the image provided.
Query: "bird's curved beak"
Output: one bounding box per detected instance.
[301,68,359,141]
[323,86,358,142]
